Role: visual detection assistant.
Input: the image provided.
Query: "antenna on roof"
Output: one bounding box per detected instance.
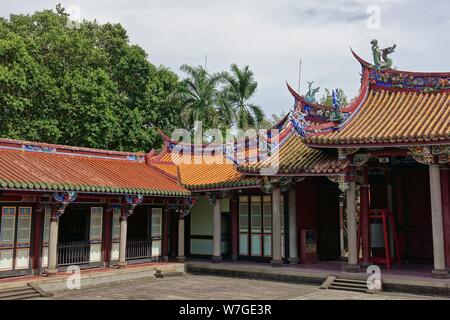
[298,59,302,94]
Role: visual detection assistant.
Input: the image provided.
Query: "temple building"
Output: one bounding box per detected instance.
[0,46,449,279]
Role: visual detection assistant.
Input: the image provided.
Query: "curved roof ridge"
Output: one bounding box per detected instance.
[351,48,450,77]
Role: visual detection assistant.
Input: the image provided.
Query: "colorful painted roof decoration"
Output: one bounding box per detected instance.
[149,132,261,191]
[237,121,348,175]
[288,47,450,147]
[0,138,190,197]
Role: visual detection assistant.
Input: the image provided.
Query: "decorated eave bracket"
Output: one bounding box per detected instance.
[408,146,450,165]
[260,176,304,194]
[166,197,198,218]
[122,194,144,219]
[207,191,228,206]
[52,191,78,219]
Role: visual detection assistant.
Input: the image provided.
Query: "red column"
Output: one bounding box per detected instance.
[360,167,370,266]
[440,167,450,268]
[230,193,238,261]
[170,211,178,258]
[163,206,169,261]
[32,204,44,273]
[103,205,112,267]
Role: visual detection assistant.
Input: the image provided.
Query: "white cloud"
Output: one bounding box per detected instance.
[1,0,449,115]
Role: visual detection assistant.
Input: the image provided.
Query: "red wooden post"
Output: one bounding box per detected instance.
[103,205,113,267]
[230,193,238,261]
[440,167,450,268]
[170,210,178,258]
[32,204,44,273]
[360,167,370,266]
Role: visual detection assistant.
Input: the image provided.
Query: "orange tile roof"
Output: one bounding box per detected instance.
[150,151,260,191]
[238,123,347,175]
[0,138,190,196]
[306,90,450,146]
[294,52,450,147]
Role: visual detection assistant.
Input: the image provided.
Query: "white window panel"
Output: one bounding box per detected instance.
[152,240,161,257]
[111,208,120,242]
[17,207,32,246]
[110,242,119,261]
[42,206,51,246]
[1,207,16,247]
[151,208,162,238]
[15,248,29,269]
[0,249,13,271]
[89,243,102,262]
[89,207,103,242]
[41,247,49,268]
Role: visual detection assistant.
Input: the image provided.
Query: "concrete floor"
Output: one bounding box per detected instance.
[33,274,448,300]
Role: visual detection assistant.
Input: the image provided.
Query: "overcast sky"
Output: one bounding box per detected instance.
[1,0,449,116]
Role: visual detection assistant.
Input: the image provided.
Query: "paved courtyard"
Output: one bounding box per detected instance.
[33,274,448,300]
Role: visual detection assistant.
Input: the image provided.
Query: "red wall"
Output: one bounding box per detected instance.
[295,177,340,261]
[441,168,450,268]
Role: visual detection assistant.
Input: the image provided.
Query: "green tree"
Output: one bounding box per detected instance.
[171,64,226,132]
[0,6,181,152]
[223,64,265,129]
[320,88,348,107]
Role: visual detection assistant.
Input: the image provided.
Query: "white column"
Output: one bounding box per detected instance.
[45,218,59,275]
[429,164,447,276]
[288,188,299,264]
[212,198,222,262]
[271,187,283,266]
[177,216,186,262]
[117,217,128,268]
[346,181,359,272]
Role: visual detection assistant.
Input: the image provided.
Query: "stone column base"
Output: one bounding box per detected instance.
[176,256,186,262]
[163,256,169,262]
[211,256,223,263]
[231,255,238,261]
[117,261,127,268]
[44,268,58,276]
[360,261,371,268]
[288,257,299,265]
[346,264,360,273]
[432,269,448,279]
[271,259,283,267]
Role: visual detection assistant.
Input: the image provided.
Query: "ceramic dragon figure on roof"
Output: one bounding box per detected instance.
[305,81,320,103]
[370,39,396,70]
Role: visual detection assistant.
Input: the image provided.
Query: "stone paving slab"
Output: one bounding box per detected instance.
[32,275,448,300]
[186,261,450,297]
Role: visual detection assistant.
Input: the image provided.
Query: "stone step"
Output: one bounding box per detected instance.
[0,287,41,300]
[321,275,381,294]
[9,292,42,300]
[332,279,367,289]
[328,284,368,293]
[331,282,368,290]
[334,278,368,286]
[155,270,185,279]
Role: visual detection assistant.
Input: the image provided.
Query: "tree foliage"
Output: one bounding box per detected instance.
[0,6,180,152]
[222,64,265,130]
[320,88,348,107]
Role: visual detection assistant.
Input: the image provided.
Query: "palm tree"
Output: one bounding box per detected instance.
[171,64,227,132]
[223,64,265,129]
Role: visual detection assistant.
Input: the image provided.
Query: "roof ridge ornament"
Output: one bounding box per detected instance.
[370,39,396,70]
[305,81,320,103]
